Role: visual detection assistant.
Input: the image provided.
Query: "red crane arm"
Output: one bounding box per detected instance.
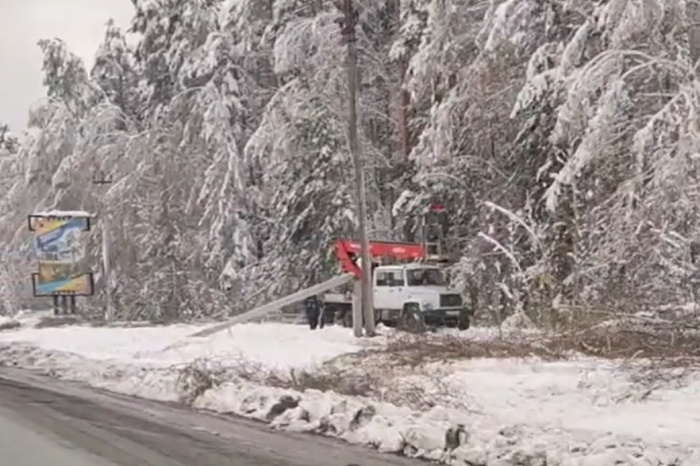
[334,239,426,278]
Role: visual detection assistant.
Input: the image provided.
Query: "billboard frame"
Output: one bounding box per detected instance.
[31,272,95,297]
[27,213,92,233]
[27,212,95,298]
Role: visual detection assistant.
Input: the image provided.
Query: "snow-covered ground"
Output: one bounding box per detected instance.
[0,313,698,465]
[0,318,363,370]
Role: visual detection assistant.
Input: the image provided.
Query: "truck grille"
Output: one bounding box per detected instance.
[440,294,462,308]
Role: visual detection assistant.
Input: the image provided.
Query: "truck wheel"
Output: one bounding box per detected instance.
[457,316,470,330]
[374,309,383,327]
[399,304,427,334]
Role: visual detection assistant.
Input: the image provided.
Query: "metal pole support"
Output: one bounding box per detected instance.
[93,168,114,322]
[102,215,112,322]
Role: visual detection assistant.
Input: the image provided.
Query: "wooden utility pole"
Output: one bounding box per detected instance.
[397,58,411,160]
[335,0,375,337]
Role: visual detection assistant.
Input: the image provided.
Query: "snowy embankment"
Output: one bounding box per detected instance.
[0,313,698,465]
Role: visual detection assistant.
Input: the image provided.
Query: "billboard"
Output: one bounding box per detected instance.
[28,213,94,296]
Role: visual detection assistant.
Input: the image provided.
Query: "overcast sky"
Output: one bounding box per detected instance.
[0,0,134,132]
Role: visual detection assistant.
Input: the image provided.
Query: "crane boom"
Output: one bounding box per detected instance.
[334,239,427,277]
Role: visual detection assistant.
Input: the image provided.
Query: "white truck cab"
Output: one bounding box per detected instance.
[373,263,469,329]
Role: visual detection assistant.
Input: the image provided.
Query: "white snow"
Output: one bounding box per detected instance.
[428,358,700,447]
[0,320,363,371]
[31,210,93,218]
[0,315,19,329]
[0,318,698,465]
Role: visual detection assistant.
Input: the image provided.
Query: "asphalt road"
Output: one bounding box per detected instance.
[0,368,427,466]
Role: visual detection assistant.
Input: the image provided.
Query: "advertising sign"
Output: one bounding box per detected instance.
[28,213,94,296]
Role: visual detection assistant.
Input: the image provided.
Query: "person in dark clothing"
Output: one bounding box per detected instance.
[305,295,321,330]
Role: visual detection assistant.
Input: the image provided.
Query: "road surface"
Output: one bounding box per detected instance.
[0,368,427,466]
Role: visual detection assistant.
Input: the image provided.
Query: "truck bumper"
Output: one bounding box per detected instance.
[422,308,469,326]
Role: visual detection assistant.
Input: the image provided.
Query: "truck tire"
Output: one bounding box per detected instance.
[374,309,383,327]
[457,316,470,330]
[399,303,427,334]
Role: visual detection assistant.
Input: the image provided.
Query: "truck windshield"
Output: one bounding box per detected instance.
[406,268,446,286]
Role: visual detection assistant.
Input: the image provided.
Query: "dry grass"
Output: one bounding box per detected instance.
[284,319,700,402]
[173,336,557,411]
[0,319,20,331]
[371,318,700,365]
[283,367,381,397]
[379,334,564,366]
[368,319,700,402]
[174,315,700,411]
[547,319,700,360]
[34,315,83,329]
[551,320,700,392]
[175,355,381,404]
[176,358,226,405]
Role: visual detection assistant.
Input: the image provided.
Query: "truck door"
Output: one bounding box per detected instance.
[374,268,405,310]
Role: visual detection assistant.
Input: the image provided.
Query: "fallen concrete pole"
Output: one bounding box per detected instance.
[189,273,355,338]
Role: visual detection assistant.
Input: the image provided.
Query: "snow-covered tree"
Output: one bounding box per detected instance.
[91,19,139,120]
[2,0,700,324]
[0,124,18,156]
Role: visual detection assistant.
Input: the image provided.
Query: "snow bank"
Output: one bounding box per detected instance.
[0,321,364,371]
[31,210,93,217]
[0,322,698,465]
[144,323,364,370]
[404,358,700,449]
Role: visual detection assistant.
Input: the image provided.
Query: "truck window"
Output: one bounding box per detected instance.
[406,268,446,286]
[387,270,405,287]
[376,270,404,287]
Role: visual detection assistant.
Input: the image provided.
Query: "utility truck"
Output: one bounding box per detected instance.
[322,205,471,331]
[190,204,470,339]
